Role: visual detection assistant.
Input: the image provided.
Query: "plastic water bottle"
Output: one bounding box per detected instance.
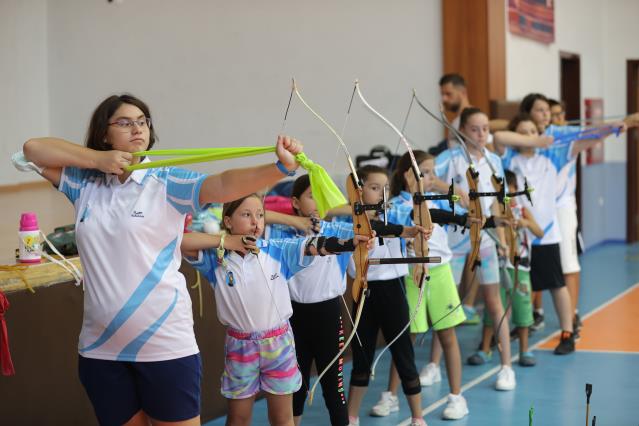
[18,212,41,264]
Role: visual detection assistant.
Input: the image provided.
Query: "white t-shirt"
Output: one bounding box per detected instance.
[435,147,504,254]
[268,221,353,304]
[391,191,453,265]
[59,163,207,362]
[507,153,562,245]
[188,238,312,332]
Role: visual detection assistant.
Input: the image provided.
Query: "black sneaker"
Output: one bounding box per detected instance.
[573,328,581,341]
[530,312,545,331]
[554,331,575,355]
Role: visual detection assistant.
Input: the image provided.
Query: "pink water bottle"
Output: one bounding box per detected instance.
[18,212,41,264]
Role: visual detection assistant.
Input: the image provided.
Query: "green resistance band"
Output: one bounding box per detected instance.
[127,146,276,170]
[126,147,346,218]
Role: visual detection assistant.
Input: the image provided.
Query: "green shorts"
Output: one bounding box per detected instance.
[484,268,533,328]
[405,263,466,333]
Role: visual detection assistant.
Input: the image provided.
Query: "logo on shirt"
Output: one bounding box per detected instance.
[131,210,145,218]
[270,273,280,281]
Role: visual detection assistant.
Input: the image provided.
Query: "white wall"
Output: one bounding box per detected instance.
[42,0,443,178]
[602,0,639,162]
[0,0,49,185]
[506,0,604,107]
[506,0,634,161]
[506,0,637,246]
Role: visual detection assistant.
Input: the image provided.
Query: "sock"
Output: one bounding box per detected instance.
[411,418,426,425]
[535,308,544,315]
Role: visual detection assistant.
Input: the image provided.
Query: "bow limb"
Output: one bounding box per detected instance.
[353,82,432,267]
[353,82,434,377]
[291,79,374,404]
[490,175,517,345]
[465,167,483,271]
[411,90,482,270]
[307,175,371,404]
[411,90,485,337]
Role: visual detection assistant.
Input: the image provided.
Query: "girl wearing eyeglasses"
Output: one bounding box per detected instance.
[21,93,304,426]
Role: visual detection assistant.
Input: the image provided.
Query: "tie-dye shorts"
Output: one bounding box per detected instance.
[222,323,302,399]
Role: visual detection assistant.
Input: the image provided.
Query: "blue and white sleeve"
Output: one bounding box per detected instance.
[58,167,96,205]
[435,149,452,179]
[500,147,516,171]
[165,167,209,215]
[184,249,219,287]
[492,153,505,178]
[321,221,354,239]
[540,142,575,172]
[267,223,298,240]
[431,198,455,212]
[386,204,414,227]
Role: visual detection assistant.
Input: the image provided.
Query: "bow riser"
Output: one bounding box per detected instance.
[346,173,372,303]
[466,168,483,271]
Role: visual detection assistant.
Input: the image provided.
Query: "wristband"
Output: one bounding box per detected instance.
[275,160,296,177]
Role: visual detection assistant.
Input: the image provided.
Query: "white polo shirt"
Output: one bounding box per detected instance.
[188,238,312,332]
[59,162,208,362]
[435,147,503,254]
[391,191,453,265]
[268,221,354,304]
[346,204,412,282]
[508,153,562,245]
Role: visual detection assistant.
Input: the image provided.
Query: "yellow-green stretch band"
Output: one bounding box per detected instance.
[131,146,276,157]
[295,153,347,218]
[126,146,276,170]
[125,147,346,218]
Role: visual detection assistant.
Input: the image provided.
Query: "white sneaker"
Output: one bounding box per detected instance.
[441,393,469,420]
[369,391,399,417]
[495,365,516,391]
[409,419,428,426]
[348,416,359,426]
[419,362,442,387]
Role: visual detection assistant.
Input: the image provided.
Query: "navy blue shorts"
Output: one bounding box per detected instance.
[78,353,201,426]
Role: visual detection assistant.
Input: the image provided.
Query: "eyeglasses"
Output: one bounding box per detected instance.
[108,117,151,131]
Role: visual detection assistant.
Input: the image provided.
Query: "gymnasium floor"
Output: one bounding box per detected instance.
[205,242,639,425]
